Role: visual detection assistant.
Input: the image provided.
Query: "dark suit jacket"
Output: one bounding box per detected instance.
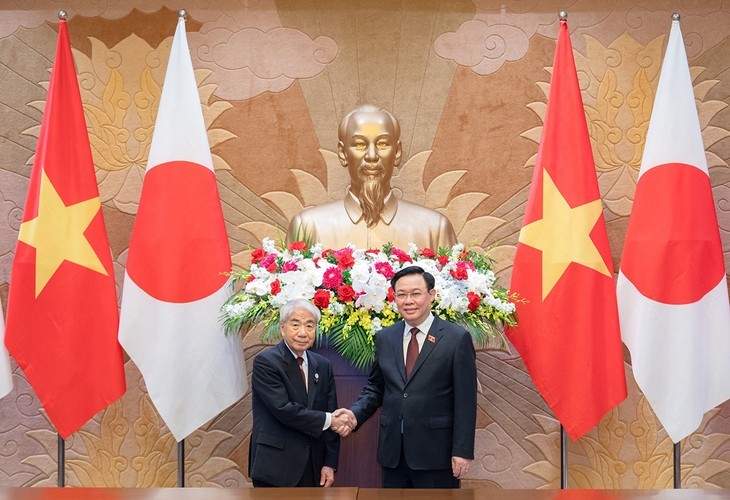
[249,340,339,486]
[350,314,477,470]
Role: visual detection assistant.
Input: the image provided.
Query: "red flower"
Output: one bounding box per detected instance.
[251,248,267,264]
[337,284,356,303]
[467,291,481,311]
[391,248,413,264]
[437,255,449,266]
[321,249,333,259]
[246,274,255,283]
[365,248,381,255]
[288,240,307,252]
[281,260,298,272]
[270,279,282,296]
[266,261,278,273]
[387,287,395,303]
[313,289,330,309]
[335,249,355,269]
[420,247,436,258]
[450,264,468,280]
[374,261,395,279]
[450,260,475,280]
[322,267,344,289]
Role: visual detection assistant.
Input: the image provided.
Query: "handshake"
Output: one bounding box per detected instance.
[330,408,357,437]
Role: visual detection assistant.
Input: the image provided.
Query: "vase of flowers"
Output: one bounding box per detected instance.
[222,238,517,370]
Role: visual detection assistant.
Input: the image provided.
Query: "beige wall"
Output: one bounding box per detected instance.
[1,0,729,489]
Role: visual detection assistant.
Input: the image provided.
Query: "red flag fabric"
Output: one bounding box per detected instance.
[506,18,627,440]
[4,18,126,438]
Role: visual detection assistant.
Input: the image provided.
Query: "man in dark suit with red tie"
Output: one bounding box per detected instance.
[249,298,351,487]
[336,266,477,488]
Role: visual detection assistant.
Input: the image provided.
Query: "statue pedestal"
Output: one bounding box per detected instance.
[312,344,381,487]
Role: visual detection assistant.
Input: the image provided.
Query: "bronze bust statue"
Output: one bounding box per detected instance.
[287,104,457,250]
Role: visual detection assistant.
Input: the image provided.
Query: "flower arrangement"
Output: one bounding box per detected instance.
[222,238,518,370]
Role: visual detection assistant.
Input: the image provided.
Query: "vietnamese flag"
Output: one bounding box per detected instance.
[507,17,627,440]
[118,15,247,441]
[4,18,125,437]
[617,17,730,443]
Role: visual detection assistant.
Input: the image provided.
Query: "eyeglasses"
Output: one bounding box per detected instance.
[394,291,428,301]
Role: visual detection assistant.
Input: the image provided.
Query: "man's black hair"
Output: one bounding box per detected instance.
[391,265,435,291]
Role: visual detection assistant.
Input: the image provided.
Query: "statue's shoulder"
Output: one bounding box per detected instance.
[295,199,345,221]
[396,198,449,219]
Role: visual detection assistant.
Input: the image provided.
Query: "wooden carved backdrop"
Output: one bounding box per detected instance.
[1,0,729,489]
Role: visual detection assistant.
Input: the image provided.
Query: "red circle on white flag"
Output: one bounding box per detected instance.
[126,161,230,303]
[620,162,725,304]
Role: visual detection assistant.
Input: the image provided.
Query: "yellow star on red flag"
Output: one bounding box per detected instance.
[518,169,610,300]
[18,168,107,297]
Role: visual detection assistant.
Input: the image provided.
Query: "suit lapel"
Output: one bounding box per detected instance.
[278,341,308,402]
[390,322,407,384]
[307,353,318,408]
[407,316,444,383]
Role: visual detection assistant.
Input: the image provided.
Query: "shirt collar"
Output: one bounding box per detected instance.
[404,312,434,337]
[284,342,308,363]
[344,188,398,225]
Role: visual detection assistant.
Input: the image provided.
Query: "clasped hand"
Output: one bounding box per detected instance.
[330,408,357,437]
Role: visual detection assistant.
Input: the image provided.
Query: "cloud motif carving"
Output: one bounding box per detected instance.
[190,19,337,99]
[434,19,529,75]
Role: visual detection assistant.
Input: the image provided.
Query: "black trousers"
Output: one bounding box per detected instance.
[252,452,317,487]
[381,437,459,489]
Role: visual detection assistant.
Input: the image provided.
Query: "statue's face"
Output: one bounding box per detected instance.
[339,110,401,195]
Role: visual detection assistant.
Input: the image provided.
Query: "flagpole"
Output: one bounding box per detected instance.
[673,442,681,488]
[560,424,568,489]
[178,439,185,487]
[57,434,65,487]
[557,10,570,490]
[175,10,188,489]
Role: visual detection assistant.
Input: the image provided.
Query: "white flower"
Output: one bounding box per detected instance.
[370,317,382,335]
[224,298,255,318]
[262,237,277,253]
[408,242,419,257]
[466,269,490,294]
[350,260,371,283]
[245,277,272,296]
[450,243,464,258]
[328,301,346,315]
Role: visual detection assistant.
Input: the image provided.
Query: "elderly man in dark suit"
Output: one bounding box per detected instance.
[336,266,477,488]
[249,298,351,487]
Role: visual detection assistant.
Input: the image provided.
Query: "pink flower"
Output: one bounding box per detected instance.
[281,260,298,272]
[450,261,475,280]
[374,261,395,279]
[322,268,344,289]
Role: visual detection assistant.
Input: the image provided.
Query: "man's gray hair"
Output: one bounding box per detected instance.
[280,298,321,324]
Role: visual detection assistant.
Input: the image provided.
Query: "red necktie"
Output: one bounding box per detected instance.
[297,356,307,390]
[406,327,419,379]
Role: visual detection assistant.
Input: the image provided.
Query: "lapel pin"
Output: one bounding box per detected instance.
[314,373,319,384]
[427,335,436,343]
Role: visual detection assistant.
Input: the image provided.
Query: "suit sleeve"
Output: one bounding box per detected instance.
[452,330,477,459]
[252,353,327,438]
[350,332,385,428]
[323,362,340,469]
